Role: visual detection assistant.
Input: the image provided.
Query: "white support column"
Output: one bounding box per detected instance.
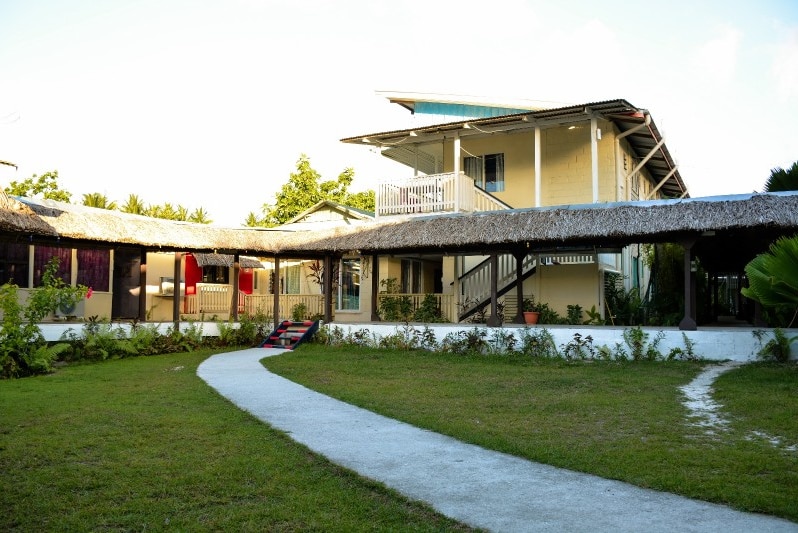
[534,127,541,207]
[453,133,461,212]
[591,118,599,203]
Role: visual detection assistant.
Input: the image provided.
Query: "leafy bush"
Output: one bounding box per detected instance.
[753,329,796,363]
[0,257,88,377]
[291,302,309,321]
[412,294,446,323]
[378,278,413,322]
[440,328,488,356]
[518,328,559,358]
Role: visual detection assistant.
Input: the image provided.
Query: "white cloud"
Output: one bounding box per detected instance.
[772,28,798,102]
[691,25,742,86]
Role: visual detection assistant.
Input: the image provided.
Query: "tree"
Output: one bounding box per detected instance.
[246,154,375,227]
[188,207,212,224]
[763,160,798,192]
[741,234,798,327]
[82,192,117,210]
[4,171,72,202]
[120,194,147,215]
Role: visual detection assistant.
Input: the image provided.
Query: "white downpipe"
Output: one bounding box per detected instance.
[454,133,461,212]
[534,127,541,207]
[591,118,599,203]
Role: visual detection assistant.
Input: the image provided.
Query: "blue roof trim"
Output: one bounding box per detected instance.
[414,102,529,118]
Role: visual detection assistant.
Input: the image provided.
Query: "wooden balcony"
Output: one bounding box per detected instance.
[376,172,510,218]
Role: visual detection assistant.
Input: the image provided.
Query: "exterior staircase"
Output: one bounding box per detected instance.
[458,254,538,321]
[260,320,320,350]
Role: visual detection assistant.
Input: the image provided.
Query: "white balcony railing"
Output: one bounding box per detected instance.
[376,172,509,218]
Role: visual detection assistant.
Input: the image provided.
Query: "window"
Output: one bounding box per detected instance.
[0,242,29,287]
[401,259,422,293]
[464,153,505,192]
[202,266,229,284]
[284,265,301,294]
[77,249,110,292]
[338,258,360,310]
[33,245,71,287]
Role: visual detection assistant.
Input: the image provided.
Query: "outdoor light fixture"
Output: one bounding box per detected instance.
[409,131,418,136]
[361,137,370,143]
[463,123,471,129]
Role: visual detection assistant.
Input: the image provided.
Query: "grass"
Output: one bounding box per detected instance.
[262,345,798,522]
[0,349,475,532]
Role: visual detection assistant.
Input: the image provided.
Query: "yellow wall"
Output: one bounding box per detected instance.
[526,263,600,318]
[441,118,630,209]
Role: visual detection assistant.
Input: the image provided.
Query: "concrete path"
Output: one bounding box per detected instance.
[197,348,798,533]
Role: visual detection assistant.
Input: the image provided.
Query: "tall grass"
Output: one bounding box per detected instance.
[264,345,798,522]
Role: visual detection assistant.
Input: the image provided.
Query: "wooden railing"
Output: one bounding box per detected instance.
[376,293,456,322]
[242,293,328,319]
[377,172,491,217]
[458,253,597,319]
[183,286,327,319]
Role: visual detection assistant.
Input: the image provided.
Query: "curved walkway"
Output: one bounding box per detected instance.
[197,348,798,533]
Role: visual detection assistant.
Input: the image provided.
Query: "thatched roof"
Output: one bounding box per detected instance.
[10,197,307,255]
[192,253,265,269]
[274,193,798,258]
[1,193,797,268]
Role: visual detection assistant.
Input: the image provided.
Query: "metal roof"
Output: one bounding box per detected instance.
[341,98,688,199]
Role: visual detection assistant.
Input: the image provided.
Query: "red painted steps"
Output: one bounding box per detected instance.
[260,320,320,350]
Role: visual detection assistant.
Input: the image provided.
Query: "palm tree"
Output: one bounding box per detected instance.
[741,235,798,327]
[764,160,798,192]
[188,207,212,224]
[119,194,147,215]
[81,192,117,210]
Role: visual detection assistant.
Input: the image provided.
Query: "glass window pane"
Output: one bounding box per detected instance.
[338,258,360,310]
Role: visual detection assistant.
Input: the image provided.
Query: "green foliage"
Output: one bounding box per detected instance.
[4,170,71,202]
[561,333,596,360]
[440,328,488,356]
[378,278,413,322]
[604,272,643,326]
[82,192,117,210]
[763,160,798,192]
[535,302,561,325]
[412,293,446,323]
[247,154,375,227]
[291,302,309,321]
[518,327,559,358]
[741,235,798,327]
[753,329,796,363]
[622,326,665,361]
[0,258,87,377]
[566,304,583,325]
[583,305,603,325]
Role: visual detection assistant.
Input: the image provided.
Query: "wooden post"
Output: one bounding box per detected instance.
[272,256,280,329]
[231,253,240,321]
[172,252,182,327]
[679,238,697,331]
[370,253,380,321]
[487,254,501,327]
[513,250,525,324]
[323,255,334,323]
[138,248,147,322]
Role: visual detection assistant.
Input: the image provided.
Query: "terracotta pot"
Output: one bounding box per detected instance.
[523,311,540,325]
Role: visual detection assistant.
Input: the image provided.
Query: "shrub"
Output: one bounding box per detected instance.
[378,278,413,322]
[0,257,88,378]
[413,294,446,323]
[753,328,795,363]
[518,327,559,358]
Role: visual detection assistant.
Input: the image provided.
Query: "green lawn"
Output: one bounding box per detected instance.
[0,349,475,532]
[263,345,798,522]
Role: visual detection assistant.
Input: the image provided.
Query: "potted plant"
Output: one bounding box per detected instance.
[522,297,540,325]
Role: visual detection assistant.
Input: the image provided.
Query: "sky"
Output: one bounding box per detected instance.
[1,0,797,227]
